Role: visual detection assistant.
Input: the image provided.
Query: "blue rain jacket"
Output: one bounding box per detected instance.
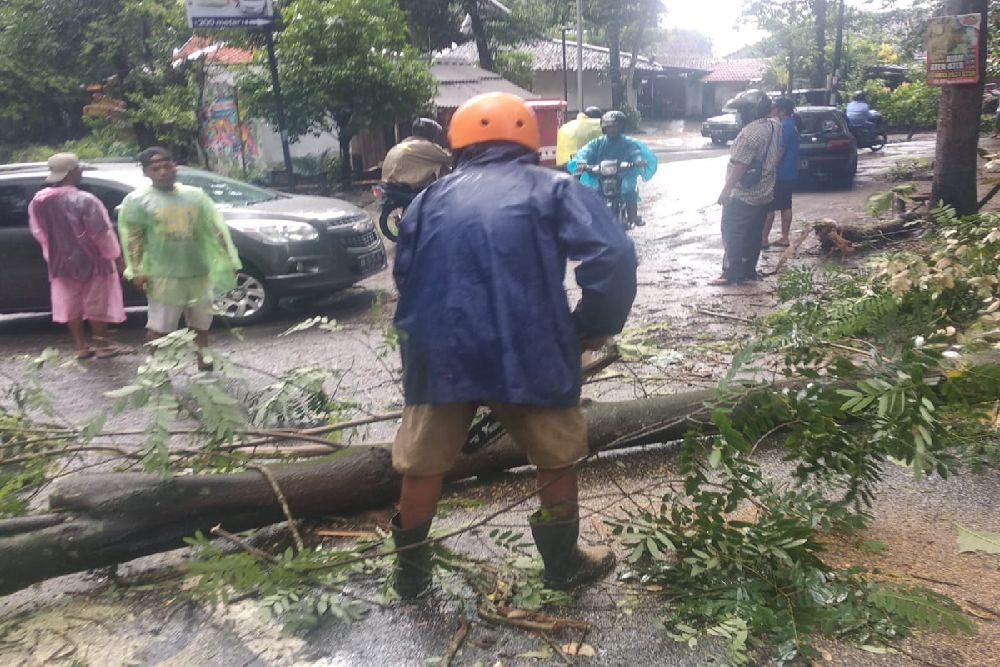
[393,144,638,407]
[566,135,658,197]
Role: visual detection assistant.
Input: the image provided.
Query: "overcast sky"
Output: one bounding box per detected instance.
[662,0,902,57]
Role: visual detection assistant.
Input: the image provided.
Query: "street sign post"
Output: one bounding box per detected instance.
[184,0,275,29]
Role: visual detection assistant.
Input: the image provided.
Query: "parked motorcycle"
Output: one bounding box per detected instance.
[849,110,887,152]
[581,160,642,230]
[371,182,418,242]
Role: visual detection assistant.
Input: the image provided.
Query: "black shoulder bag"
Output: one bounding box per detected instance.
[739,121,777,188]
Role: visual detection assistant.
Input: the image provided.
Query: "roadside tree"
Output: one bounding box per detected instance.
[240,0,435,186]
[931,0,988,215]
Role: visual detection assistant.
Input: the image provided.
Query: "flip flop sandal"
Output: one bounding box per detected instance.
[95,345,131,359]
[772,239,791,247]
[76,349,95,360]
[708,277,734,286]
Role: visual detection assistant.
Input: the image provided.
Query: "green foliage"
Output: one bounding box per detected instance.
[492,50,535,91]
[863,75,940,137]
[240,0,435,183]
[607,204,1000,662]
[183,530,372,631]
[621,104,642,133]
[0,0,189,151]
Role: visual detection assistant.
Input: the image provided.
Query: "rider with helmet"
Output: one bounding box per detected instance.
[846,91,875,131]
[566,110,657,227]
[388,92,637,599]
[381,117,452,193]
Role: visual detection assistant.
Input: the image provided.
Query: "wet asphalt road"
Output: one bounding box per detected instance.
[5,134,992,667]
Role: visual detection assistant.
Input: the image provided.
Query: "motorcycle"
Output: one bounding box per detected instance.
[371,182,418,242]
[582,160,642,230]
[848,110,887,152]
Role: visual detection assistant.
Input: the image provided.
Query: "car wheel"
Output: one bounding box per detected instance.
[215,267,276,326]
[836,157,858,188]
[711,137,726,146]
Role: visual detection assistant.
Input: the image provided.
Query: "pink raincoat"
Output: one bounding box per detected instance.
[28,186,126,323]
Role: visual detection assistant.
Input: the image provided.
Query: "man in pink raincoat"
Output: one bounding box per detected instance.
[28,153,127,359]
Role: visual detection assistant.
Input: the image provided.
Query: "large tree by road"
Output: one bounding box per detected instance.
[931,0,989,215]
[241,0,435,185]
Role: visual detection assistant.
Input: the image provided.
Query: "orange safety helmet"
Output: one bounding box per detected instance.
[447,92,540,152]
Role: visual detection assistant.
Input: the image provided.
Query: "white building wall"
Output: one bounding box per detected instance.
[533,71,637,115]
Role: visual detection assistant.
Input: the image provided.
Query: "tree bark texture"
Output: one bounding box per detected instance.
[0,389,719,596]
[931,0,988,216]
[464,0,494,72]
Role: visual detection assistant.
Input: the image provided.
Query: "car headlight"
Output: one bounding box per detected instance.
[229,219,319,243]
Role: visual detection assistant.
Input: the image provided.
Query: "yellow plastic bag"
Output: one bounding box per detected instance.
[555,113,603,167]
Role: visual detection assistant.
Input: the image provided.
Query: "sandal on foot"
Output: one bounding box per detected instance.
[95,344,132,359]
[76,348,95,360]
[772,239,790,247]
[708,276,734,286]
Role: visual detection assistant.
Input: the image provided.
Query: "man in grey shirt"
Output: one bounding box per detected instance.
[712,90,781,285]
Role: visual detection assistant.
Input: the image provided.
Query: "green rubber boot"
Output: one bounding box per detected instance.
[390,513,433,599]
[529,510,616,590]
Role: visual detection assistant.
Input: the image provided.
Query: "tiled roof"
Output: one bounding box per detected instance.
[431,63,538,109]
[172,36,253,66]
[437,38,661,73]
[654,54,716,72]
[701,58,770,83]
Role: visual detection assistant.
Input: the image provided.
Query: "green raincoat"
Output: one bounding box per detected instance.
[118,184,240,307]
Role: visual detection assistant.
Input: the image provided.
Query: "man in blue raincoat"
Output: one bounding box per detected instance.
[388,92,638,599]
[567,110,657,226]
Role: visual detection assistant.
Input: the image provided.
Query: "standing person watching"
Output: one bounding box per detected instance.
[713,89,781,285]
[762,97,800,249]
[117,147,240,370]
[28,153,128,359]
[388,93,638,599]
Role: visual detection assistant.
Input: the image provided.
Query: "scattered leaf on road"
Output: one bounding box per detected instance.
[956,524,1000,555]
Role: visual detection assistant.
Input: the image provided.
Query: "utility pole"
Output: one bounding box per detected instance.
[576,0,584,114]
[830,0,846,105]
[562,25,569,104]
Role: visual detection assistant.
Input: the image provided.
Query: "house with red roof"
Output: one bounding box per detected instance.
[700,58,771,115]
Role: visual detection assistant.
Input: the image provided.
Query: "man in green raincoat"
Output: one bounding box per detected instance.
[118,147,240,369]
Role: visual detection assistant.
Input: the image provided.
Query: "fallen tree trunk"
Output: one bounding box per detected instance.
[813,215,926,253]
[0,388,718,596]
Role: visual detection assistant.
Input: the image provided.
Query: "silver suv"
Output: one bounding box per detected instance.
[0,161,387,324]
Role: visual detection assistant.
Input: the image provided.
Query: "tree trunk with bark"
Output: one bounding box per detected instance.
[0,389,722,596]
[464,0,494,72]
[931,0,988,216]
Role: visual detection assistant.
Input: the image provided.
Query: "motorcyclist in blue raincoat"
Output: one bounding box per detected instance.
[846,91,875,130]
[387,92,638,599]
[566,110,658,226]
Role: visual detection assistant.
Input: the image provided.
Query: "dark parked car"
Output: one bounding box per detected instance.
[0,161,387,324]
[701,109,741,146]
[795,106,858,188]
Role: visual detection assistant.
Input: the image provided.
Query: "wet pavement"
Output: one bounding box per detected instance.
[5,133,997,666]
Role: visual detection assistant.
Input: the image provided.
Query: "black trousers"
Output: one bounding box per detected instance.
[721,198,770,281]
